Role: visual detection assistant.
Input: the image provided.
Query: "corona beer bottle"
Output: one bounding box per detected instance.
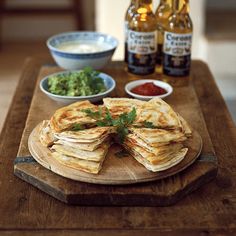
[163,0,193,77]
[127,0,157,75]
[124,0,137,63]
[155,0,172,70]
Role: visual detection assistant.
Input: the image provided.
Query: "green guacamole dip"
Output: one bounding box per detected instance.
[47,67,107,96]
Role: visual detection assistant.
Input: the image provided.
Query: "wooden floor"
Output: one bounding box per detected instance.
[0,42,49,132]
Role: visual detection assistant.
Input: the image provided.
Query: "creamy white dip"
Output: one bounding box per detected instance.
[57,41,111,53]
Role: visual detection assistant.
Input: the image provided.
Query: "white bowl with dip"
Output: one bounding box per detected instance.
[47,31,118,70]
[125,79,173,101]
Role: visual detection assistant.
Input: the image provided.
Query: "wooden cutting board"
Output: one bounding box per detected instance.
[29,122,202,184]
[14,64,218,206]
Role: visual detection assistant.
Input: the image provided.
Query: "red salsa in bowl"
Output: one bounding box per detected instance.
[131,82,167,96]
[125,79,173,101]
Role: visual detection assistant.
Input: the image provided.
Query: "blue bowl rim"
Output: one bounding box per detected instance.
[40,70,116,100]
[47,31,119,55]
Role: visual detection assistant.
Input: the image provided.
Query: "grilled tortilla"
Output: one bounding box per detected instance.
[51,141,111,162]
[134,98,182,129]
[129,128,186,146]
[39,120,57,147]
[54,136,108,151]
[54,126,115,143]
[126,134,184,156]
[52,152,104,174]
[50,100,98,133]
[103,97,145,118]
[177,114,192,136]
[125,138,184,165]
[124,144,188,172]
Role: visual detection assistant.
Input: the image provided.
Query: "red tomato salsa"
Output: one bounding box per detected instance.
[131,82,167,96]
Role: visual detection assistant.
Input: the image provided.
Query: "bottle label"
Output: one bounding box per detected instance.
[127,30,157,75]
[163,32,192,76]
[128,30,157,55]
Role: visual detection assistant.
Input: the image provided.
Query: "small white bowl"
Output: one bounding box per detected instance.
[40,70,116,104]
[125,79,173,101]
[47,31,118,70]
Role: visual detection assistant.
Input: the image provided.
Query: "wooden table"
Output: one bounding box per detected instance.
[0,57,235,235]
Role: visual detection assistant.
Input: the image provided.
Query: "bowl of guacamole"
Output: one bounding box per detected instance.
[40,67,116,104]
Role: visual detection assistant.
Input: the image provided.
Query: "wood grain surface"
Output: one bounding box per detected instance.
[28,122,202,184]
[0,58,235,235]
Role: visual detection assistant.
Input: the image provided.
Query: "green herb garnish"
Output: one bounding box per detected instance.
[71,123,84,131]
[81,107,103,120]
[143,121,156,129]
[82,107,137,143]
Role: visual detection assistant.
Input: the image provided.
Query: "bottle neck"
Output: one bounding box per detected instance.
[160,0,172,5]
[137,0,153,14]
[172,0,190,14]
[181,0,190,14]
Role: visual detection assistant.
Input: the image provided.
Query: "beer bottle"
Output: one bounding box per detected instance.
[155,0,172,70]
[127,0,157,75]
[163,0,193,77]
[124,0,137,63]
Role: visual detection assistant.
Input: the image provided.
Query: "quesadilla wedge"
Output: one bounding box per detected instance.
[103,97,145,118]
[124,138,185,164]
[124,144,188,172]
[51,141,111,162]
[177,113,192,136]
[134,97,182,129]
[39,120,57,147]
[54,126,115,143]
[52,152,105,174]
[129,127,186,147]
[126,134,184,156]
[54,136,108,151]
[50,100,99,133]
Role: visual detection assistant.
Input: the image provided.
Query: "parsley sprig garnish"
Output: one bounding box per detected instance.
[71,123,85,131]
[81,107,137,143]
[72,107,156,143]
[143,121,156,129]
[81,107,103,120]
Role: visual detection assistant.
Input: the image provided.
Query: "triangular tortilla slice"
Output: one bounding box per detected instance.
[39,120,57,147]
[54,136,108,151]
[52,152,105,174]
[124,145,188,172]
[129,128,186,146]
[50,100,99,133]
[177,113,192,136]
[134,97,182,129]
[51,141,111,162]
[103,97,145,118]
[126,134,184,156]
[54,126,115,143]
[124,138,184,164]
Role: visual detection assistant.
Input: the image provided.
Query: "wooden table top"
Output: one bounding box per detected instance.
[0,57,235,235]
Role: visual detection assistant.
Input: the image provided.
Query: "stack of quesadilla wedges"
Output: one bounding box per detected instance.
[38,98,192,174]
[39,101,114,174]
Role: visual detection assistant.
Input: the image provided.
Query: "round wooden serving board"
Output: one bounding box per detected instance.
[28,122,202,185]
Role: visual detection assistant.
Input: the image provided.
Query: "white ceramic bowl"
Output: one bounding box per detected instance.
[125,79,173,101]
[47,31,118,70]
[40,70,116,104]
